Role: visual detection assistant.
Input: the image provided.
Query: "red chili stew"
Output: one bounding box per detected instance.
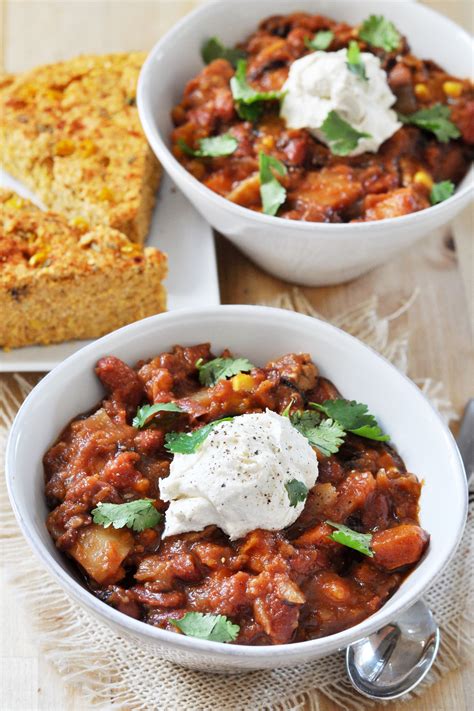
[45,345,429,645]
[170,12,473,222]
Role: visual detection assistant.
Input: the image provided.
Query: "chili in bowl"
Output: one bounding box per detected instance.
[6,306,467,671]
[138,0,474,285]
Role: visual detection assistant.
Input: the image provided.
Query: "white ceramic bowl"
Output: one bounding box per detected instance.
[138,0,473,286]
[6,306,467,672]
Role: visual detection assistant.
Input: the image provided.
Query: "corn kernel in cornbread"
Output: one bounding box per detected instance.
[0,190,167,349]
[0,53,161,243]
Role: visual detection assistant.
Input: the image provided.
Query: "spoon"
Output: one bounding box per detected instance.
[346,399,473,700]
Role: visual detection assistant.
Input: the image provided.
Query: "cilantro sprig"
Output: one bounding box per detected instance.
[231,59,284,122]
[201,37,246,68]
[398,104,460,143]
[311,399,389,442]
[196,356,254,387]
[92,499,161,532]
[165,417,233,455]
[132,402,183,429]
[178,134,238,158]
[290,410,345,457]
[259,152,287,216]
[430,180,455,205]
[358,15,401,52]
[170,612,240,642]
[326,520,374,557]
[320,111,371,156]
[285,479,309,507]
[305,30,334,52]
[346,41,367,81]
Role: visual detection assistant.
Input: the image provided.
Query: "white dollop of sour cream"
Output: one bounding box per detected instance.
[160,410,318,540]
[280,49,401,156]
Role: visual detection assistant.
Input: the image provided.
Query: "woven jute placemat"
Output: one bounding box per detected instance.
[1,290,472,711]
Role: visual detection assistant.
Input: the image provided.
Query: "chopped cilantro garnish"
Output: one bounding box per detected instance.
[358,15,401,52]
[170,612,240,642]
[326,520,374,557]
[290,410,345,457]
[196,356,254,387]
[430,180,455,205]
[398,104,460,143]
[305,30,334,52]
[310,399,389,442]
[285,478,309,507]
[92,499,161,532]
[230,59,284,122]
[132,402,183,429]
[201,37,246,68]
[259,151,287,216]
[165,417,233,455]
[177,134,238,158]
[346,41,367,81]
[320,110,371,156]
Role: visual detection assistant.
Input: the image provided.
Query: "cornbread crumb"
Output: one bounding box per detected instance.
[0,53,161,243]
[0,190,167,349]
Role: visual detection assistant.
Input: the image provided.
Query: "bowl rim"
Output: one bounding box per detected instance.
[137,0,474,237]
[6,305,468,660]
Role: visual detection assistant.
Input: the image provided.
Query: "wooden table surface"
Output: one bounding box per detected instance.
[1,2,472,709]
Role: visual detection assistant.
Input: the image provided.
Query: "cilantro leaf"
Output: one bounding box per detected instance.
[164,417,233,455]
[358,15,401,52]
[305,30,334,52]
[430,180,455,205]
[346,41,367,81]
[285,479,308,507]
[326,520,374,557]
[320,111,371,156]
[178,134,238,158]
[398,104,460,143]
[170,612,240,642]
[230,59,284,121]
[259,151,287,216]
[310,399,389,442]
[201,37,246,68]
[290,410,345,457]
[92,499,161,532]
[132,402,183,429]
[196,356,254,387]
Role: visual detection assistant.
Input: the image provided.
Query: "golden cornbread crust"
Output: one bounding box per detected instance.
[0,190,167,349]
[0,53,161,243]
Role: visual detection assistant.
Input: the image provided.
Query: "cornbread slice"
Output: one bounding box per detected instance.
[0,53,160,243]
[0,190,167,349]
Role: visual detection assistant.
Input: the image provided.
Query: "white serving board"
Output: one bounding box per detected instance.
[0,171,220,372]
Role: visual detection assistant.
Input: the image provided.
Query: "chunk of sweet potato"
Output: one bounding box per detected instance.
[372,524,429,571]
[69,524,133,584]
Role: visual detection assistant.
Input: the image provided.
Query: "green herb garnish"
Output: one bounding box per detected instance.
[92,499,161,532]
[358,15,401,52]
[132,402,183,429]
[310,399,389,442]
[177,134,238,158]
[326,520,374,557]
[201,37,246,68]
[285,478,309,507]
[170,612,240,642]
[346,41,367,81]
[290,410,345,457]
[305,30,334,52]
[165,418,233,455]
[320,110,371,156]
[259,152,287,216]
[230,59,284,121]
[430,180,455,205]
[398,104,460,143]
[196,356,254,387]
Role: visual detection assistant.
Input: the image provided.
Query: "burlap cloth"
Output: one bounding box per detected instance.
[1,289,472,711]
